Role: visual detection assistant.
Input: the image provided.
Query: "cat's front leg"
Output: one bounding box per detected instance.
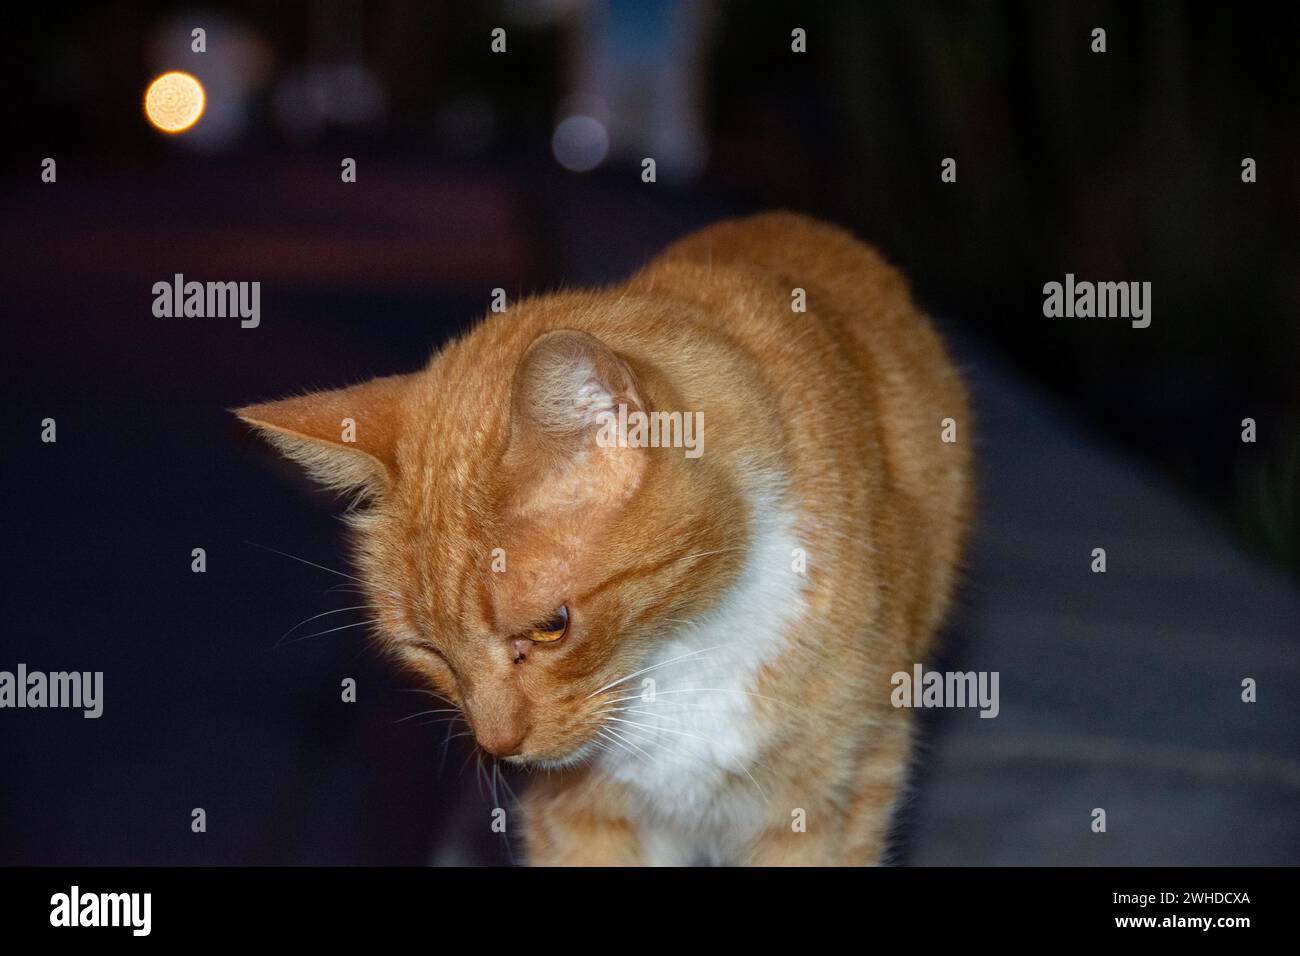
[740,798,895,866]
[743,718,914,866]
[519,778,645,866]
[742,818,869,866]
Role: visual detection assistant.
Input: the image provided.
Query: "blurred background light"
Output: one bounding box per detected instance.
[144,71,206,133]
[272,63,387,144]
[148,15,271,150]
[551,114,609,172]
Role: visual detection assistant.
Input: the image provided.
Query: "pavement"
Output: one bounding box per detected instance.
[896,332,1300,865]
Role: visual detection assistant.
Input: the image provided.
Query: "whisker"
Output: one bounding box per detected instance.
[244,541,412,623]
[600,726,655,765]
[275,605,374,646]
[244,540,364,583]
[280,618,376,645]
[602,686,794,712]
[586,737,615,765]
[324,583,406,601]
[596,727,638,762]
[585,644,733,700]
[498,765,519,806]
[603,716,772,802]
[393,707,460,725]
[400,687,457,706]
[475,752,487,800]
[592,697,730,718]
[459,743,479,778]
[603,721,753,787]
[440,727,470,775]
[616,707,682,723]
[415,715,462,730]
[399,687,454,700]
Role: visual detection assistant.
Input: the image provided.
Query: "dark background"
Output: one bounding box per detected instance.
[1,1,1296,865]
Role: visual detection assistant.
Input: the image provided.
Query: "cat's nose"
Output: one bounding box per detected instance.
[476,725,527,758]
[465,690,530,756]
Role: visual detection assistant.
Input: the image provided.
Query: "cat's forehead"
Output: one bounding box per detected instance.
[378,476,558,620]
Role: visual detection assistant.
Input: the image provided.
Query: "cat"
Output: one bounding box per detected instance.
[237,212,973,865]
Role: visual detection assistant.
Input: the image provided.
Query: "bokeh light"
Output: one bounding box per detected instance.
[144,71,206,134]
[551,114,609,173]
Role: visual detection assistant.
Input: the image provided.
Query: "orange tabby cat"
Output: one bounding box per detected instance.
[237,212,972,865]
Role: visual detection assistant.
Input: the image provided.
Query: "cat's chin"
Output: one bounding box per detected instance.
[511,737,602,772]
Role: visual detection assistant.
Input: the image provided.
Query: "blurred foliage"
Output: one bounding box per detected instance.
[709,0,1300,572]
[1236,426,1300,570]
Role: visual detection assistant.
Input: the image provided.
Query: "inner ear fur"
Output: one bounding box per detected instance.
[504,330,648,513]
[234,373,413,495]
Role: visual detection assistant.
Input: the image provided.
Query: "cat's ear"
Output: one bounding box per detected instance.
[234,373,412,496]
[505,330,647,514]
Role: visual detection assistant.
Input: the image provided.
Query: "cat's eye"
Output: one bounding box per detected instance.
[524,605,569,643]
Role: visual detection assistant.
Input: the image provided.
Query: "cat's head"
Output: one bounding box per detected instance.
[237,322,742,767]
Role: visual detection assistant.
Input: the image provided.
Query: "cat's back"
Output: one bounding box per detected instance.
[637,212,970,500]
[627,212,973,642]
[651,212,961,410]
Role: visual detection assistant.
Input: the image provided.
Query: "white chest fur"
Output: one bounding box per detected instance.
[595,480,807,863]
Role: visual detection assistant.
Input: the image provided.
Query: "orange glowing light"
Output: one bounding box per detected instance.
[144,71,206,134]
